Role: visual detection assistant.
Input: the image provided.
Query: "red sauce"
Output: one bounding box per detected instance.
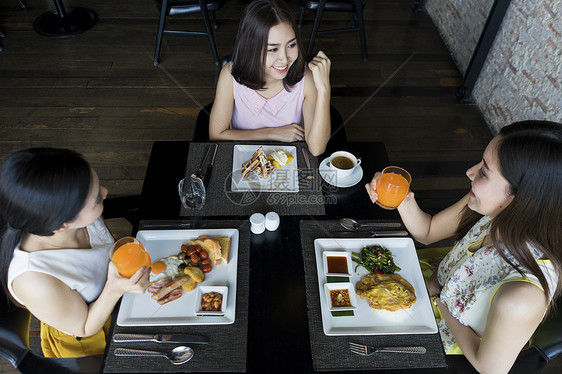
[327,256,348,274]
[330,289,352,307]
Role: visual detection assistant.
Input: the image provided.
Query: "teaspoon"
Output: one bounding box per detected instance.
[114,346,194,365]
[340,218,402,231]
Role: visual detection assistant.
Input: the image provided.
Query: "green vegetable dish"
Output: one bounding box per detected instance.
[351,245,401,275]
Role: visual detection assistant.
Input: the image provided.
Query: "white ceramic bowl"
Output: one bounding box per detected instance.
[195,286,228,316]
[322,251,353,277]
[324,282,358,312]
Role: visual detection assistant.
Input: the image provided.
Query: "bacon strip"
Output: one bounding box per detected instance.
[151,275,190,302]
[147,278,172,294]
[155,288,183,305]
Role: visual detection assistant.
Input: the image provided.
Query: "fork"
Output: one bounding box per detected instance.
[349,342,426,355]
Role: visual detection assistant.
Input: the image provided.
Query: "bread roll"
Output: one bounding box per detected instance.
[215,237,231,264]
[190,238,222,265]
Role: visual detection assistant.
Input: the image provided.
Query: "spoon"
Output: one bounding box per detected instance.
[114,346,194,365]
[340,218,402,231]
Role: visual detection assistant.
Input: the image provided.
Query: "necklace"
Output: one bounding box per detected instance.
[33,227,90,249]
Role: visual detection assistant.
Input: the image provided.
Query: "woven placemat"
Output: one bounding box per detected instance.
[102,220,250,373]
[180,142,326,217]
[299,220,447,371]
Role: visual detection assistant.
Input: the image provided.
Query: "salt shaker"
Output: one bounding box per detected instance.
[265,211,280,231]
[250,213,266,234]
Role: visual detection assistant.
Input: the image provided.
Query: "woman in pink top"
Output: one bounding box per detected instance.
[209,0,331,156]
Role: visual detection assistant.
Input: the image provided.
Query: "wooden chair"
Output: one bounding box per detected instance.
[153,0,225,66]
[102,195,141,234]
[298,0,368,62]
[193,102,214,142]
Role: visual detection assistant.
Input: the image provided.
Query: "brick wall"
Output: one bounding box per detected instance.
[424,0,561,133]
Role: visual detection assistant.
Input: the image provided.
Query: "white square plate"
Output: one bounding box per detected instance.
[116,228,238,326]
[322,251,353,277]
[314,237,438,336]
[231,145,298,192]
[195,286,228,316]
[324,282,358,312]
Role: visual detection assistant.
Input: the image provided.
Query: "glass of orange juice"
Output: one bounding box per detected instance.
[375,166,412,210]
[109,237,151,278]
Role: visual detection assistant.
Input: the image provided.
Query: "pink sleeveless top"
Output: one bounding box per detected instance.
[231,72,305,130]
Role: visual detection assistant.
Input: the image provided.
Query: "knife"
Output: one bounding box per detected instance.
[331,230,409,238]
[203,143,218,187]
[196,144,213,179]
[113,333,209,344]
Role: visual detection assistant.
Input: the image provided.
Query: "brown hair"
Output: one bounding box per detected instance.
[456,120,562,311]
[231,0,305,91]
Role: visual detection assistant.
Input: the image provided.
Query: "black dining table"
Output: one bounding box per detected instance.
[101,140,462,374]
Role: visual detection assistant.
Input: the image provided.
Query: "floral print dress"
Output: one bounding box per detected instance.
[436,216,557,354]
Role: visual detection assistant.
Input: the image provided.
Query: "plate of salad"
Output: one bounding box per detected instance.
[351,244,401,275]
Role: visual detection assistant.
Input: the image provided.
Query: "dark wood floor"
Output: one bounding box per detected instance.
[1,0,559,373]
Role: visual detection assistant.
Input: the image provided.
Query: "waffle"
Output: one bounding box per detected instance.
[241,146,274,179]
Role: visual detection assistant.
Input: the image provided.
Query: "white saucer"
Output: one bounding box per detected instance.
[319,157,364,188]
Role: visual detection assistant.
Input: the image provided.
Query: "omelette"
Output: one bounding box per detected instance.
[356,273,417,311]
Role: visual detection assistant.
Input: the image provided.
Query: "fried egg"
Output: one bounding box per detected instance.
[150,255,184,282]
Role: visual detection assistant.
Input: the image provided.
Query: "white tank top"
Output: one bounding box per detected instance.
[7,218,114,306]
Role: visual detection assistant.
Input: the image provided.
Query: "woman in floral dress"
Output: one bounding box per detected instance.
[366,120,561,373]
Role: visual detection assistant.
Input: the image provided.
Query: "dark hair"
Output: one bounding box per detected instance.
[231,0,306,91]
[0,148,91,303]
[456,121,562,310]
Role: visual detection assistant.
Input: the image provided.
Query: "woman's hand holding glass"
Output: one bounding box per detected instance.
[108,237,151,295]
[106,261,150,295]
[366,170,414,208]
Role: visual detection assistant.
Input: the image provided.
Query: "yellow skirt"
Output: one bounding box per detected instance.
[40,317,111,358]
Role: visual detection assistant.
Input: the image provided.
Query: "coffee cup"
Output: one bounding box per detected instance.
[326,151,361,179]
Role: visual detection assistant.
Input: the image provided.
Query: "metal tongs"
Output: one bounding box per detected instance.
[203,143,218,187]
[195,144,213,178]
[301,147,315,180]
[194,143,218,187]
